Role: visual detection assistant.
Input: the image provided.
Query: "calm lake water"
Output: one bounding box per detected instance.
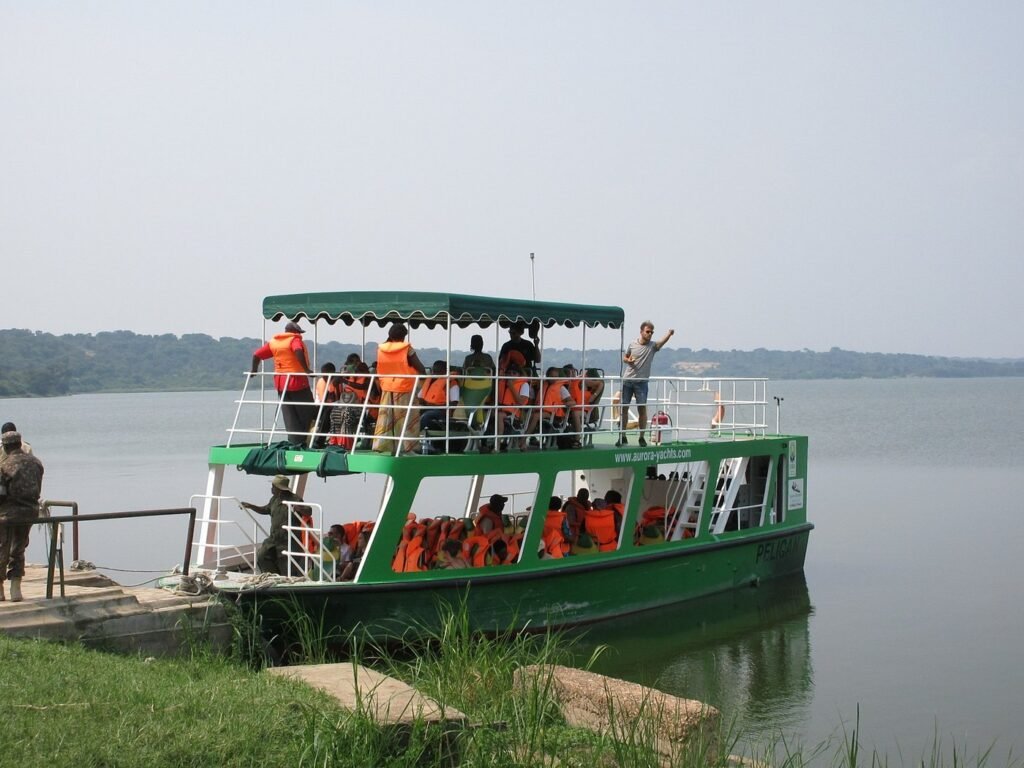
[7,378,1024,759]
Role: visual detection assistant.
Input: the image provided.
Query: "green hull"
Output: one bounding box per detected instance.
[232,524,810,640]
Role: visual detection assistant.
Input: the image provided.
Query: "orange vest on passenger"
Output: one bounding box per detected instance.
[567,377,584,412]
[639,506,667,529]
[542,382,568,417]
[499,378,528,417]
[584,508,619,551]
[377,341,417,393]
[419,377,449,406]
[475,504,504,538]
[542,511,569,558]
[268,333,310,392]
[462,534,492,567]
[343,521,373,550]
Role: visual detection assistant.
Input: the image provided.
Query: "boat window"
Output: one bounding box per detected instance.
[709,454,778,535]
[635,461,708,542]
[390,473,537,572]
[553,470,630,556]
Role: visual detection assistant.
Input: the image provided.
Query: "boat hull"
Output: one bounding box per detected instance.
[224,524,811,641]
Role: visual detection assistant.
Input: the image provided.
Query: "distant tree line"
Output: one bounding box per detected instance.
[0,329,1021,398]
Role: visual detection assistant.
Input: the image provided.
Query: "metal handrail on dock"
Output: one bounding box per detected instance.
[39,507,197,599]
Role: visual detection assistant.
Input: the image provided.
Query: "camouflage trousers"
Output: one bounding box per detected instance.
[0,521,32,580]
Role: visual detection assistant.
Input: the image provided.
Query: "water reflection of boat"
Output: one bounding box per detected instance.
[575,573,814,740]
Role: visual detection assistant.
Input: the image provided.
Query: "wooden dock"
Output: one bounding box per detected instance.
[0,564,232,655]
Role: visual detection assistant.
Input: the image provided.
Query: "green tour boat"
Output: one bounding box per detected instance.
[185,292,811,640]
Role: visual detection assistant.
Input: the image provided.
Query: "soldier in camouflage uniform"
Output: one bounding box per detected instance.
[240,474,302,575]
[0,431,44,602]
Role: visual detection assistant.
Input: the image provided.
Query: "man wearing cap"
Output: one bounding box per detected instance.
[241,475,303,575]
[0,431,44,602]
[372,323,427,454]
[251,321,316,444]
[0,422,31,468]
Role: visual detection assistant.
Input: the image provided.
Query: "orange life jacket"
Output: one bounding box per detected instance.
[419,377,449,406]
[462,534,492,567]
[567,377,585,413]
[402,528,428,572]
[343,521,373,550]
[499,377,528,417]
[640,506,667,528]
[268,334,310,392]
[475,504,504,537]
[584,508,619,551]
[542,511,569,557]
[377,341,417,393]
[541,382,568,417]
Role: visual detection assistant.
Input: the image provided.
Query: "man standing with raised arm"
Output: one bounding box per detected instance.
[618,320,674,447]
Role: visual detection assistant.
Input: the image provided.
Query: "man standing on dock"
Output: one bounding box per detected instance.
[0,431,44,602]
[618,321,674,447]
[250,321,316,445]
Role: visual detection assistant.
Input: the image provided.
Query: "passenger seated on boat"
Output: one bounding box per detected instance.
[463,334,496,372]
[310,524,351,580]
[562,488,590,540]
[537,367,583,449]
[240,474,303,576]
[583,497,620,553]
[373,322,427,455]
[435,538,469,569]
[339,529,369,581]
[474,494,507,537]
[496,362,532,451]
[418,361,461,452]
[636,506,667,543]
[542,496,571,558]
[489,538,512,566]
[462,530,493,567]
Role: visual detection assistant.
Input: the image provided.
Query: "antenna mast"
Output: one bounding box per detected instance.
[530,252,536,300]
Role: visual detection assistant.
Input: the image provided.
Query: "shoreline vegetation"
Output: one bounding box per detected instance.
[2,600,1015,768]
[2,328,1023,398]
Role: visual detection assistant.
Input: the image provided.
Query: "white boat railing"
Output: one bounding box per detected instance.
[190,494,327,579]
[226,371,770,453]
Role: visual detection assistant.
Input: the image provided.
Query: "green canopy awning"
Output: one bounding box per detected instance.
[262,292,624,330]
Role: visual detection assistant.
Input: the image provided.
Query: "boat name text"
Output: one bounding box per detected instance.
[755,537,800,563]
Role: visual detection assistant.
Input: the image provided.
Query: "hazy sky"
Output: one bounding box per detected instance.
[2,2,1021,357]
